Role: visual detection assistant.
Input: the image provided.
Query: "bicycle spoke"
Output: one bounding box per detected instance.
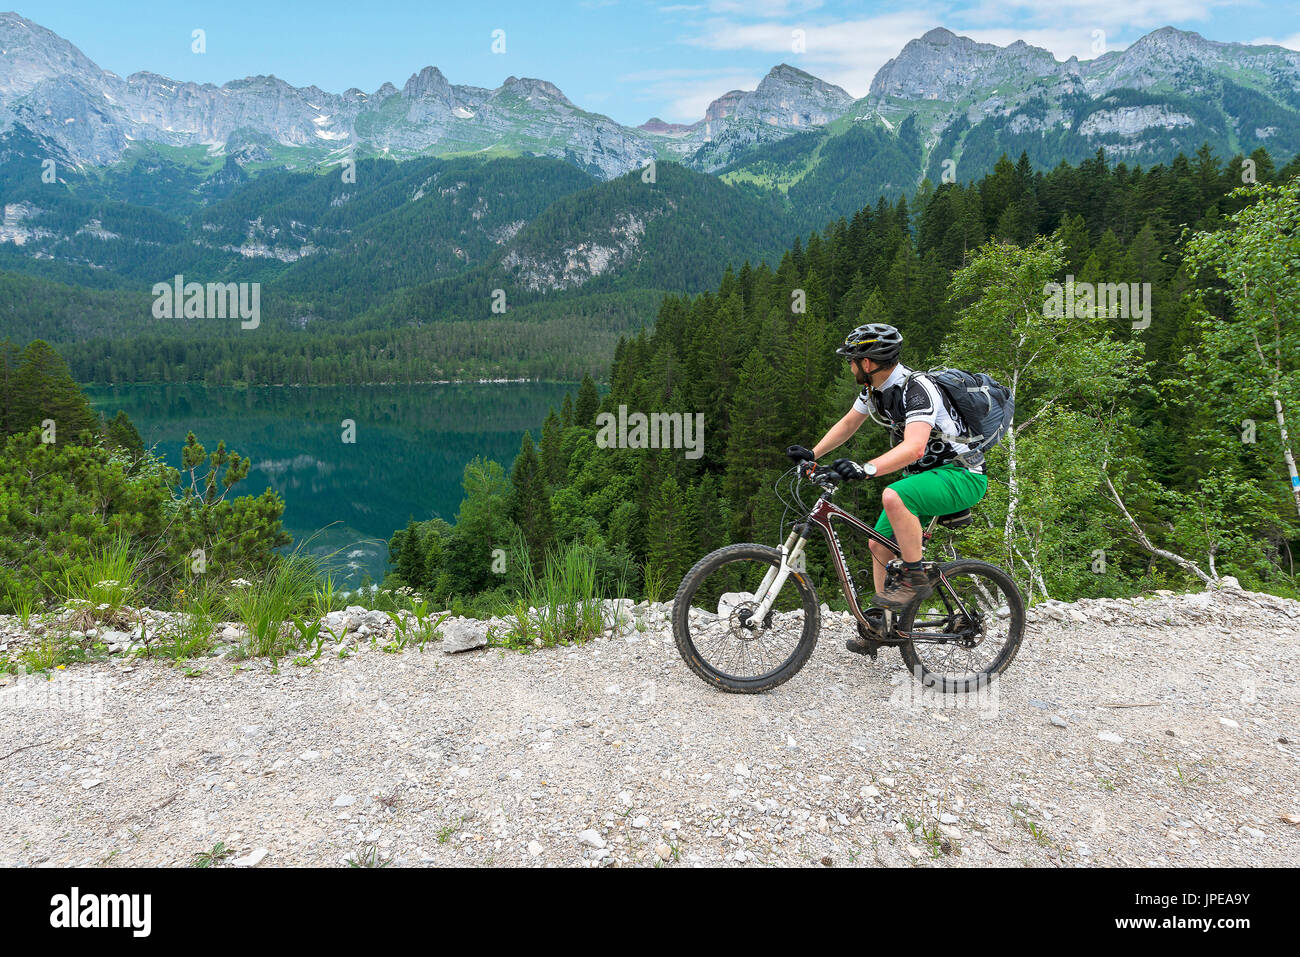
[681,555,809,682]
[907,565,1018,684]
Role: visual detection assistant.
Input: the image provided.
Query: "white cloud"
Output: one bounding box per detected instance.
[1251,33,1300,51]
[961,0,1228,27]
[684,13,943,97]
[618,66,764,121]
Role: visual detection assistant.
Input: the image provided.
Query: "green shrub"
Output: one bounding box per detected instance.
[226,549,323,660]
[495,537,624,650]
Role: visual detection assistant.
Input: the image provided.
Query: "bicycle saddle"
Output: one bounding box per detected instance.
[937,508,973,529]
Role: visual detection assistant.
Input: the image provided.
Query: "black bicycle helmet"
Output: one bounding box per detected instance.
[836,323,902,363]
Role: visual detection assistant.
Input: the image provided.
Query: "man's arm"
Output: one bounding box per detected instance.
[812,407,869,459]
[863,421,930,477]
[812,411,928,476]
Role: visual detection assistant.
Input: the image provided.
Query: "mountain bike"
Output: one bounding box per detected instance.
[672,458,1025,694]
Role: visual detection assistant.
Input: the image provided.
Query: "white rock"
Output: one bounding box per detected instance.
[1098,731,1124,744]
[527,841,544,857]
[233,847,268,867]
[440,617,490,654]
[717,592,756,617]
[577,829,605,849]
[333,794,356,807]
[1219,718,1240,729]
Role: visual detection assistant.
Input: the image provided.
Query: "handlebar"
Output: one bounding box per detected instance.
[785,449,842,488]
[809,465,840,486]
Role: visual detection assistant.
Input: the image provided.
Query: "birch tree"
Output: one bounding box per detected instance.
[1182,176,1300,523]
[943,236,1144,591]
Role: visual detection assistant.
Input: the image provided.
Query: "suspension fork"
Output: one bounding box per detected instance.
[749,526,810,622]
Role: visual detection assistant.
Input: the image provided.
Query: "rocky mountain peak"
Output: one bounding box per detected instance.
[0,10,109,100]
[755,63,852,106]
[498,76,572,105]
[639,117,693,134]
[703,89,746,124]
[870,27,1058,101]
[402,65,452,102]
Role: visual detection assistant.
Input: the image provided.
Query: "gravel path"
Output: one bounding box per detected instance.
[2,587,1298,868]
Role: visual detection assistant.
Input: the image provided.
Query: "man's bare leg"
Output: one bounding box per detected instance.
[869,539,893,594]
[882,487,923,562]
[869,490,923,594]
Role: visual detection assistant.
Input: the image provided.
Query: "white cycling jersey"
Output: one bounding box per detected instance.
[851,363,984,474]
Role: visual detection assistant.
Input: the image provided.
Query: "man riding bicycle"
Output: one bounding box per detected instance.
[787,322,989,617]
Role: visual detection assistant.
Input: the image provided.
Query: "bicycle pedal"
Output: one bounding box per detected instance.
[858,609,904,647]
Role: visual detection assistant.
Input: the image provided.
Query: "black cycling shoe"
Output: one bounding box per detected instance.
[846,614,885,657]
[846,635,873,655]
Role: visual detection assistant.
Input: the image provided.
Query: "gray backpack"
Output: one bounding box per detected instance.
[905,368,1015,455]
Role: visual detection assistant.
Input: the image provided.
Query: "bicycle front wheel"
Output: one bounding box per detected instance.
[672,543,821,694]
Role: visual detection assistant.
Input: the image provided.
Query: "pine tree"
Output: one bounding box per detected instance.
[724,349,790,541]
[508,433,553,569]
[11,340,99,441]
[0,339,20,436]
[397,519,425,585]
[422,527,444,591]
[575,374,600,427]
[105,410,144,457]
[645,475,695,583]
[539,409,566,485]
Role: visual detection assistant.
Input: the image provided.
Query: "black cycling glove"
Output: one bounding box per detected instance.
[831,458,869,481]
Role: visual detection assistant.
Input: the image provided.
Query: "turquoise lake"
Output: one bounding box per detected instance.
[85,382,575,585]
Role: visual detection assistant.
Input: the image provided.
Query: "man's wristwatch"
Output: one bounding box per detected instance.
[863,462,877,477]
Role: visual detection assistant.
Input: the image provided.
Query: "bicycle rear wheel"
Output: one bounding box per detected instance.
[897,559,1024,694]
[672,543,821,694]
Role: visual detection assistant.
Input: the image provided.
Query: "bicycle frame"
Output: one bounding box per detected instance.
[747,481,956,636]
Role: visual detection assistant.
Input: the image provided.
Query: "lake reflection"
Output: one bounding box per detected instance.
[85,382,574,585]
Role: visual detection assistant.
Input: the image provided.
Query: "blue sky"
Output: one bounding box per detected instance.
[25,1,1300,125]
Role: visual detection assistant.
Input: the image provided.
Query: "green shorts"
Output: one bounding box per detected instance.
[873,463,988,537]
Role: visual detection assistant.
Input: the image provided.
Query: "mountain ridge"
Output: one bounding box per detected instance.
[6,11,1296,185]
